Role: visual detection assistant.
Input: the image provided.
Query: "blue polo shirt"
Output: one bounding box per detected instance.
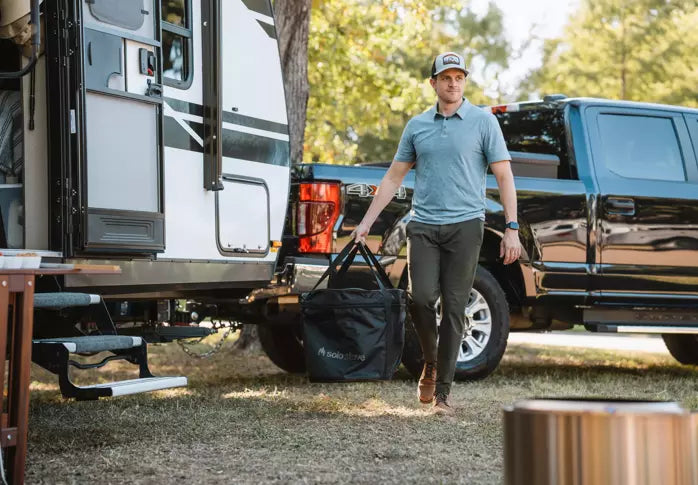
[394,99,510,224]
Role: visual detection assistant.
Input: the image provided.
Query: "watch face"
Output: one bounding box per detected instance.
[507,222,519,230]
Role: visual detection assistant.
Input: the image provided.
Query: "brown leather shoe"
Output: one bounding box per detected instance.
[418,362,437,403]
[432,392,455,416]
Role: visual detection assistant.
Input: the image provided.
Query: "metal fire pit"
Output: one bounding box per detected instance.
[503,399,698,485]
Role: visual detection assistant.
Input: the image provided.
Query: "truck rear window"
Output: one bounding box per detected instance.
[495,108,573,180]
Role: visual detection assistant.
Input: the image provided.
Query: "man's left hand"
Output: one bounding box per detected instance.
[500,229,522,265]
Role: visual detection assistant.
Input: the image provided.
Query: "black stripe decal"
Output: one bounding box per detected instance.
[241,0,272,17]
[164,116,204,153]
[164,116,290,167]
[164,97,203,117]
[256,19,276,39]
[221,127,289,166]
[222,110,287,135]
[184,119,204,140]
[164,97,288,135]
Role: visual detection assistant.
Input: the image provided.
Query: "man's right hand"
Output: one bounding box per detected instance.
[351,220,371,243]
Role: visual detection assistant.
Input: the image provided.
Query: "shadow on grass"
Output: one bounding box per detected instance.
[498,344,698,378]
[24,341,698,485]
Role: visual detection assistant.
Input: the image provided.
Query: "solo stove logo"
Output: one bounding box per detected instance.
[317,347,365,362]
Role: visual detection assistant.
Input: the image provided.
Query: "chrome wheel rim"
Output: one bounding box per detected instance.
[435,288,493,364]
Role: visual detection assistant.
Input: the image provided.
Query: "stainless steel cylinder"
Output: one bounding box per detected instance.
[503,399,698,485]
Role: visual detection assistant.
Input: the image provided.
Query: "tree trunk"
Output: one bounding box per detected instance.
[274,0,311,164]
[233,324,261,352]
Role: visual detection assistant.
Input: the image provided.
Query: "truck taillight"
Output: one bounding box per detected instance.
[297,182,341,254]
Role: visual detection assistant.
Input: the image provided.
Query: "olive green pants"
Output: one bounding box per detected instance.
[406,219,484,396]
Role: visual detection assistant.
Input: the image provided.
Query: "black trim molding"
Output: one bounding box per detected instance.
[201,0,224,190]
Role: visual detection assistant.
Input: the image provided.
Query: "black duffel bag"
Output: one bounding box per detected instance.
[301,241,406,382]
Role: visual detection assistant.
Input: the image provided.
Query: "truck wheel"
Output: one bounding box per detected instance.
[662,334,698,365]
[258,319,306,374]
[401,265,510,381]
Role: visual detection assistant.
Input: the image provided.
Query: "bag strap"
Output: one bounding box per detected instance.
[335,244,359,277]
[356,242,393,289]
[310,241,395,291]
[310,240,358,291]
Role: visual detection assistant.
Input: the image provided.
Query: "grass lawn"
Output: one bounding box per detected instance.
[25,336,698,484]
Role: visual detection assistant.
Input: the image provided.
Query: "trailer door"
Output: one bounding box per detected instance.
[208,0,291,257]
[61,0,165,254]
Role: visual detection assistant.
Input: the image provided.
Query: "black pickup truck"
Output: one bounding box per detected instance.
[254,95,698,380]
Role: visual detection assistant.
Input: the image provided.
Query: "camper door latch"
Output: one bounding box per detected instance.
[146,79,163,99]
[139,48,157,76]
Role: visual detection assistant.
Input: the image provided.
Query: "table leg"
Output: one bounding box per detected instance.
[6,275,35,485]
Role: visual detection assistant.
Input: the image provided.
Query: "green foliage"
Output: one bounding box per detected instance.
[523,0,698,107]
[304,1,511,164]
[302,0,696,164]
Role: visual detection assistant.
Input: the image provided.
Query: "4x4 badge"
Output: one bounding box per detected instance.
[346,183,406,199]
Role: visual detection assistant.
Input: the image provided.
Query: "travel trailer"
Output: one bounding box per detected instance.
[0,0,291,398]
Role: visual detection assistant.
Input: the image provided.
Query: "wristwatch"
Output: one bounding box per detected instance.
[505,221,519,230]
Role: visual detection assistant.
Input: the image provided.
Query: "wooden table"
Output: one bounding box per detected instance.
[0,266,120,484]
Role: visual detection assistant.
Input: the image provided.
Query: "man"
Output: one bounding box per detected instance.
[351,52,521,415]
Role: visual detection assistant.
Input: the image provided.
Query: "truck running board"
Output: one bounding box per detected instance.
[584,308,698,327]
[589,325,698,335]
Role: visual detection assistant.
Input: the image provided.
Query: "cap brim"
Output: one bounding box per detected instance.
[432,66,469,77]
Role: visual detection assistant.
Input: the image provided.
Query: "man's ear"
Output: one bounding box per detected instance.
[429,77,436,89]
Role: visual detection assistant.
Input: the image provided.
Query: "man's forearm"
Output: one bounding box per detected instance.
[361,177,400,226]
[497,170,517,223]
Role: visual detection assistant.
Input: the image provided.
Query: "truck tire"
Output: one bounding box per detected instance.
[662,334,698,365]
[401,265,510,381]
[258,320,306,374]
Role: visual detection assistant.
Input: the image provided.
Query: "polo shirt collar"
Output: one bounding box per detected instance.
[432,98,471,119]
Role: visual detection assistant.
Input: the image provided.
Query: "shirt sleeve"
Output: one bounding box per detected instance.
[483,114,511,164]
[394,120,416,163]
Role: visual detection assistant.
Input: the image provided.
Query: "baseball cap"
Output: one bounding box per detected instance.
[431,52,469,77]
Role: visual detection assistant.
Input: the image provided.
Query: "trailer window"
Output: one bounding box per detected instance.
[161,0,192,88]
[88,0,146,31]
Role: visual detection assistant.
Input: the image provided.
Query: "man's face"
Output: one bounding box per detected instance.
[429,68,467,105]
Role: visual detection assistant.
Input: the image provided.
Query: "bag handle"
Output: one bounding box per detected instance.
[310,240,359,291]
[310,241,394,291]
[356,242,393,289]
[336,244,360,277]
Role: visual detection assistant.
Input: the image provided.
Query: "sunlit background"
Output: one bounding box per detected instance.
[303,0,697,164]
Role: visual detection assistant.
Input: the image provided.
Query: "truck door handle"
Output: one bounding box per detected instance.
[605,197,635,216]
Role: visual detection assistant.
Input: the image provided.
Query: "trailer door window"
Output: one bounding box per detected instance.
[162,0,186,26]
[88,0,146,31]
[161,0,192,88]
